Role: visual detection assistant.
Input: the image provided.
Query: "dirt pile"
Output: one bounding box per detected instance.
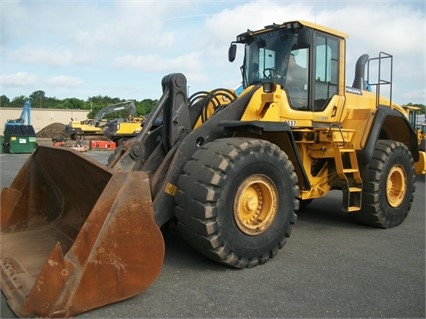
[37,123,66,138]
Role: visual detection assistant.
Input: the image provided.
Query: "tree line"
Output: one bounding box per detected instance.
[1,90,424,118]
[0,90,158,119]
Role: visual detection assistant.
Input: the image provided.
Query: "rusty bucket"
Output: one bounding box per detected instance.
[1,146,165,317]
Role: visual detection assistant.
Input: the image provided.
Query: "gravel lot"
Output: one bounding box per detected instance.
[1,149,425,318]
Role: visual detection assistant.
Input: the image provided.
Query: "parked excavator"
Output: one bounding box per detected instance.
[102,115,145,145]
[63,100,137,140]
[2,20,425,318]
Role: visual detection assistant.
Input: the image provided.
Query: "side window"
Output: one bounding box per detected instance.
[286,48,309,110]
[314,34,339,111]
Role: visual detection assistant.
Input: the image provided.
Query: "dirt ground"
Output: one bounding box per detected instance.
[36,122,66,138]
[34,123,64,146]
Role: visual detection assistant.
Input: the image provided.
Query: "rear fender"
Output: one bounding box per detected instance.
[358,106,419,165]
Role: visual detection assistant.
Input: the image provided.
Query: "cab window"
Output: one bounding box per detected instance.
[314,34,339,111]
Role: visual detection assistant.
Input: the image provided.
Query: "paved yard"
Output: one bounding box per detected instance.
[1,151,424,318]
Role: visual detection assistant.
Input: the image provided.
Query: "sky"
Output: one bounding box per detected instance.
[1,0,425,106]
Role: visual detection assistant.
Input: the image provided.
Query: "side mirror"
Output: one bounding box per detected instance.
[228,43,237,62]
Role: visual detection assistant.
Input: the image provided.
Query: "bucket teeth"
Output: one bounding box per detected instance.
[21,243,70,317]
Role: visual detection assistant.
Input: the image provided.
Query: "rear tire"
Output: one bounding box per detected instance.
[175,138,299,268]
[357,140,415,228]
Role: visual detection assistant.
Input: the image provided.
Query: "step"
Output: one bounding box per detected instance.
[338,148,356,153]
[342,168,359,173]
[347,206,361,213]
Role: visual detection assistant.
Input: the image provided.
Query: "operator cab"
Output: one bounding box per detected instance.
[229,21,346,112]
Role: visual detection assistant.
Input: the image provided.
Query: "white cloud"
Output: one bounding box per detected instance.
[44,76,83,87]
[1,72,38,87]
[7,47,75,67]
[114,52,202,72]
[204,1,316,41]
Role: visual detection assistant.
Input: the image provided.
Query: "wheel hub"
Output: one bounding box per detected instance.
[386,165,407,208]
[243,195,259,213]
[233,175,278,235]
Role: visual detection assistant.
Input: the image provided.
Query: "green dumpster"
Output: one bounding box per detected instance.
[3,125,37,154]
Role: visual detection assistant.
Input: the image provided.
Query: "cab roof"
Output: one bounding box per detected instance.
[296,20,349,39]
[248,20,349,39]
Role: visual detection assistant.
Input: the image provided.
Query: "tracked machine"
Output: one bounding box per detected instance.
[103,115,145,145]
[64,100,137,140]
[1,20,425,317]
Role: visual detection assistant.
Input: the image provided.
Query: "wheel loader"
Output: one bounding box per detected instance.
[1,20,425,317]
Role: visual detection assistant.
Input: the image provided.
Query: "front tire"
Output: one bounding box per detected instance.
[175,138,299,268]
[358,140,415,228]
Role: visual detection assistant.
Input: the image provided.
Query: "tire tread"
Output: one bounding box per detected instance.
[175,138,299,268]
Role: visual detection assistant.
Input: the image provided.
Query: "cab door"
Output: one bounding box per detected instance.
[310,31,346,123]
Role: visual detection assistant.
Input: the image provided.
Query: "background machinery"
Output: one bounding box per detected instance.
[406,105,426,151]
[2,99,37,153]
[103,115,144,145]
[63,100,137,140]
[103,110,165,145]
[1,20,425,317]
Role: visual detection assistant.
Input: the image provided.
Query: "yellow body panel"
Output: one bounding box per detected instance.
[415,151,426,174]
[115,118,144,135]
[66,120,104,136]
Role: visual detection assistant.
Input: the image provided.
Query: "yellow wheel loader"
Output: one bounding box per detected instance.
[1,20,425,317]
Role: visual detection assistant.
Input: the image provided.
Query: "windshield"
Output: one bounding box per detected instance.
[243,28,296,88]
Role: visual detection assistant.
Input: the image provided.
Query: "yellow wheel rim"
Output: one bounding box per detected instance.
[386,165,407,208]
[233,175,278,236]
